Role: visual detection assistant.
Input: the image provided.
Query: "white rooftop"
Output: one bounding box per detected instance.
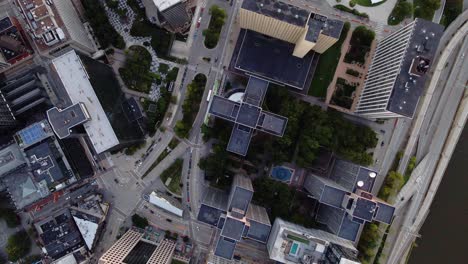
[52,253,78,264]
[152,0,183,11]
[73,215,99,250]
[149,191,183,217]
[52,50,119,154]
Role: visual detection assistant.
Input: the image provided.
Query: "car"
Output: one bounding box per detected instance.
[166,219,172,222]
[114,178,119,184]
[381,141,385,147]
[150,210,154,214]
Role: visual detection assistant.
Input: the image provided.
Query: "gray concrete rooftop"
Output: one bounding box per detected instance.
[387,19,444,117]
[47,103,90,139]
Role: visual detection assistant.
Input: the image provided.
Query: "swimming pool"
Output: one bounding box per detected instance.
[290,242,299,255]
[271,166,294,182]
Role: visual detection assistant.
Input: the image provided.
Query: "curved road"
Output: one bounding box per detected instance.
[386,13,468,264]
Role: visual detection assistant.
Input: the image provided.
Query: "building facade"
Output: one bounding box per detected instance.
[99,229,176,264]
[239,0,343,58]
[0,91,15,129]
[142,0,193,33]
[355,19,444,119]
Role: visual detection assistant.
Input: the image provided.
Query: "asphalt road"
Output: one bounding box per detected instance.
[385,19,468,263]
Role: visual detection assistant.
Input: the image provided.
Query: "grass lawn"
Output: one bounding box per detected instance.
[414,0,441,20]
[354,0,387,6]
[441,0,463,26]
[160,159,183,195]
[308,22,350,97]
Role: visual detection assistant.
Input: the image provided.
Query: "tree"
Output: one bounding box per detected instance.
[0,209,20,228]
[119,46,153,93]
[388,0,413,25]
[203,5,227,48]
[131,214,149,229]
[6,231,31,262]
[158,63,169,74]
[82,0,125,49]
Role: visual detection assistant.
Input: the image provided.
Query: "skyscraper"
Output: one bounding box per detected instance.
[355,19,444,119]
[0,91,15,129]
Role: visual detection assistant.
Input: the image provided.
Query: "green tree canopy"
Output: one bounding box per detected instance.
[6,231,31,262]
[131,214,149,229]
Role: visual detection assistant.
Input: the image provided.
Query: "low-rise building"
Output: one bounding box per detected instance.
[14,0,96,55]
[142,0,193,34]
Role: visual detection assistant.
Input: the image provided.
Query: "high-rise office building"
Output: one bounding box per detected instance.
[99,229,176,264]
[267,218,360,264]
[355,19,444,119]
[303,159,395,241]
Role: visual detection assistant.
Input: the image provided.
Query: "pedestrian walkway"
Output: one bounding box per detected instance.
[101,0,182,101]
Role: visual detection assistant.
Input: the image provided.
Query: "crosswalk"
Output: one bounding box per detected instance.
[374,22,385,41]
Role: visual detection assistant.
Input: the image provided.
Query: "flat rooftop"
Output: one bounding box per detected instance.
[257,111,288,136]
[221,217,245,241]
[329,159,376,193]
[234,29,317,90]
[229,181,254,213]
[244,77,269,106]
[375,202,395,224]
[25,140,69,184]
[316,204,360,242]
[241,0,309,27]
[209,96,239,122]
[197,204,225,227]
[47,103,91,139]
[269,219,358,263]
[209,76,287,156]
[227,124,253,156]
[14,120,54,149]
[352,197,377,221]
[387,18,444,117]
[214,236,237,260]
[202,186,229,210]
[52,50,119,153]
[320,185,347,208]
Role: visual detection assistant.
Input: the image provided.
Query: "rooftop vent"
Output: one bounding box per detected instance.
[369,172,377,178]
[357,181,364,187]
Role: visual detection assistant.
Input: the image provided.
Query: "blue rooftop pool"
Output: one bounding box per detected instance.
[271,166,294,182]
